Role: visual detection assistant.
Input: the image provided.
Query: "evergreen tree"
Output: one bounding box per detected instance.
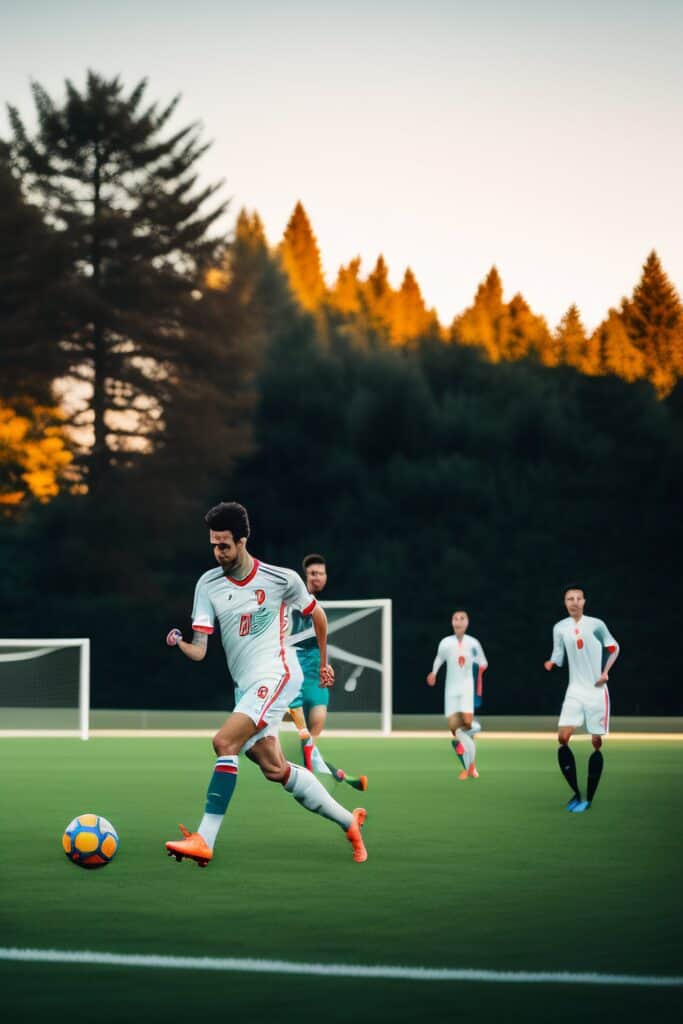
[329,257,363,314]
[500,293,551,362]
[7,72,241,493]
[591,307,646,383]
[363,254,395,339]
[554,304,589,371]
[278,200,326,311]
[451,266,506,362]
[391,267,438,345]
[623,251,683,396]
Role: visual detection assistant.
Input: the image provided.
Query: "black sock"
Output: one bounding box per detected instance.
[558,744,580,800]
[586,749,604,803]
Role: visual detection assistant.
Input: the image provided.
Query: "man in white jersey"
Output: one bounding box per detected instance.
[426,610,488,779]
[544,584,619,813]
[164,502,367,865]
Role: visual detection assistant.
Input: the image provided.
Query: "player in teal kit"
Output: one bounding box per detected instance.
[289,554,367,792]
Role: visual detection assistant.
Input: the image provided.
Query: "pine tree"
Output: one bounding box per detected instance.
[554,304,589,371]
[391,268,438,344]
[329,257,363,314]
[363,255,396,338]
[623,251,683,396]
[592,307,646,383]
[451,266,506,362]
[7,71,238,493]
[279,201,326,311]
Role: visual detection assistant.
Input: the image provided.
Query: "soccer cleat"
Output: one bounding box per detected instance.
[468,764,479,779]
[458,769,469,781]
[566,796,581,811]
[352,775,368,792]
[345,807,368,863]
[165,824,213,867]
[571,801,591,814]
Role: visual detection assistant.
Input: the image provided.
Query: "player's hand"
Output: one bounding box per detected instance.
[426,672,436,686]
[320,664,335,688]
[166,628,183,647]
[595,672,608,686]
[543,660,555,672]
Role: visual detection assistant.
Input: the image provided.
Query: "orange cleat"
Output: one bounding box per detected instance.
[458,769,469,781]
[468,764,479,779]
[345,807,368,863]
[165,824,213,867]
[358,775,368,792]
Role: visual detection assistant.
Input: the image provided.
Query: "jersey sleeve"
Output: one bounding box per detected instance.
[549,623,565,667]
[472,639,488,668]
[283,569,317,616]
[432,638,447,675]
[191,577,215,635]
[593,619,620,673]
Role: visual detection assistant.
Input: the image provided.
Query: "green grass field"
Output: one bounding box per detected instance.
[1,735,681,1023]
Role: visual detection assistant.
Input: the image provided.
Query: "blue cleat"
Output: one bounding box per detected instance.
[571,801,591,813]
[566,797,581,811]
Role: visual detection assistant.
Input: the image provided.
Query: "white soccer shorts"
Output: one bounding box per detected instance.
[445,688,474,717]
[558,686,611,735]
[235,671,302,753]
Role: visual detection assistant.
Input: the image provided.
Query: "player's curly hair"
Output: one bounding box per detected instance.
[563,583,585,598]
[302,553,326,571]
[204,502,250,541]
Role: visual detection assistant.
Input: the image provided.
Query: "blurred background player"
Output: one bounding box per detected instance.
[544,584,620,813]
[426,610,487,779]
[288,553,368,792]
[164,503,367,865]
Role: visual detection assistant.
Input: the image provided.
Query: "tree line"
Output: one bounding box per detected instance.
[1,73,682,716]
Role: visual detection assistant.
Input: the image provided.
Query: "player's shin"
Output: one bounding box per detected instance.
[557,744,581,802]
[283,763,353,830]
[455,729,475,770]
[198,755,239,848]
[586,749,604,803]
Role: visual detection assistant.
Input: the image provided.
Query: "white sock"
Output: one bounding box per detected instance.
[311,745,332,774]
[284,763,353,830]
[466,720,482,737]
[197,813,223,849]
[455,728,476,770]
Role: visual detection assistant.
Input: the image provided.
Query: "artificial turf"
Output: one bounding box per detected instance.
[1,735,681,1023]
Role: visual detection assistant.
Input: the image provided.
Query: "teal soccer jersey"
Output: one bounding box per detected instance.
[289,607,328,711]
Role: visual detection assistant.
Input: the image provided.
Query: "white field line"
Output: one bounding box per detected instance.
[0,948,680,988]
[0,730,681,740]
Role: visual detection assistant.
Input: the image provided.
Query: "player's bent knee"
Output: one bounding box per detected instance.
[592,735,603,750]
[263,764,289,784]
[558,732,571,746]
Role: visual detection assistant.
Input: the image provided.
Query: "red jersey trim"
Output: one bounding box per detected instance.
[228,558,260,587]
[192,624,214,635]
[302,598,317,616]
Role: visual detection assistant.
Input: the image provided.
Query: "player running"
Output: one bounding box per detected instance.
[288,553,367,792]
[544,584,620,813]
[164,502,367,865]
[426,610,487,779]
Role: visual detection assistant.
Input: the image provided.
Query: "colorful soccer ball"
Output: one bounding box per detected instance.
[62,814,119,869]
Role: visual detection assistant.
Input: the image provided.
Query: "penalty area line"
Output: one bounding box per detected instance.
[0,948,681,988]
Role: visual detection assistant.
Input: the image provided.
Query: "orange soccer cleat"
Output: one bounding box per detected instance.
[468,764,479,779]
[165,824,213,867]
[345,807,368,863]
[458,769,469,781]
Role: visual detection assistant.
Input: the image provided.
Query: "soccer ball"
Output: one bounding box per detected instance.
[62,813,119,869]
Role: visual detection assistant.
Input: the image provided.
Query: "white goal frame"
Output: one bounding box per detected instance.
[319,599,393,735]
[0,638,90,740]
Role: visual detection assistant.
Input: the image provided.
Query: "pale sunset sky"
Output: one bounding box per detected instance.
[2,0,682,331]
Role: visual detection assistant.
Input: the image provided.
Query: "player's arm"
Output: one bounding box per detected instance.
[166,628,209,662]
[311,603,334,687]
[544,624,565,671]
[594,621,619,684]
[427,643,445,686]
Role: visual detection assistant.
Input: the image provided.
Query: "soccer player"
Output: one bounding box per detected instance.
[426,610,487,779]
[288,553,368,792]
[544,584,620,813]
[164,503,367,865]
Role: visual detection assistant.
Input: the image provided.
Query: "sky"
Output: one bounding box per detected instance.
[2,0,682,331]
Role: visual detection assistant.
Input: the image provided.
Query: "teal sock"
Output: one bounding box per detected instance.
[204,755,239,814]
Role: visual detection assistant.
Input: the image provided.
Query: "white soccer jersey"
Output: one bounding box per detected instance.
[549,615,619,696]
[191,559,316,691]
[432,634,488,692]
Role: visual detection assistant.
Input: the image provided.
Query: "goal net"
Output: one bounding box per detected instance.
[286,599,393,734]
[0,639,90,739]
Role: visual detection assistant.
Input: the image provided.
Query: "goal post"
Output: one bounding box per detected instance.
[0,639,90,740]
[286,599,393,734]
